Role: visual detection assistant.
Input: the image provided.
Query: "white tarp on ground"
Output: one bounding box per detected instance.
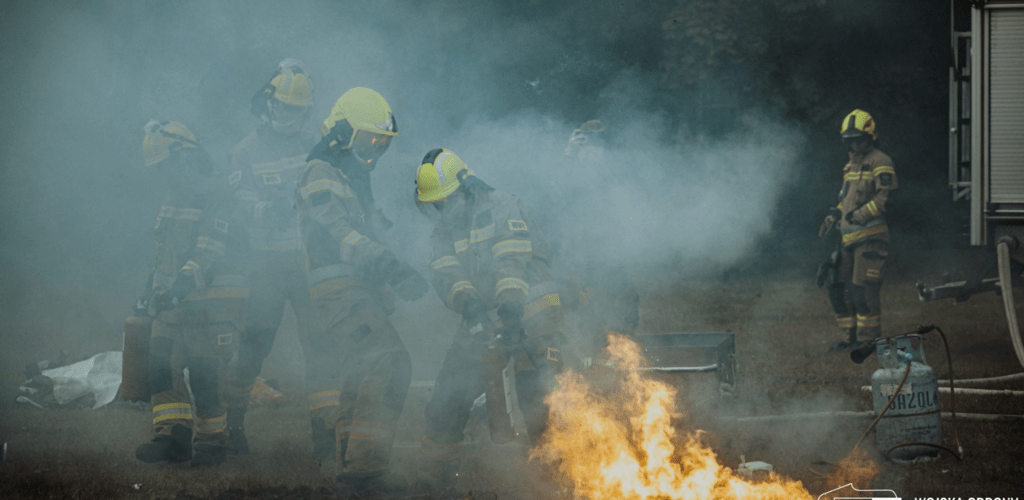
[42,350,122,409]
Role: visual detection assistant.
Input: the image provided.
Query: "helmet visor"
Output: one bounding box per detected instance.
[351,129,393,164]
[270,99,309,135]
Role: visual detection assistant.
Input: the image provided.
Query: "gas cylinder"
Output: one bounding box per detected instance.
[121,312,153,402]
[870,335,942,462]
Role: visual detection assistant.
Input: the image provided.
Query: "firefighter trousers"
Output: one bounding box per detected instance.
[227,252,330,413]
[420,305,564,477]
[311,281,411,478]
[148,295,243,450]
[827,239,887,341]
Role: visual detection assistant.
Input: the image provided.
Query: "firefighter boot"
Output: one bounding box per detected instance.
[828,325,858,352]
[135,424,192,463]
[311,418,334,461]
[191,442,228,468]
[226,406,249,455]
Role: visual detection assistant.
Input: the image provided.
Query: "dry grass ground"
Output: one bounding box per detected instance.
[2,248,1022,499]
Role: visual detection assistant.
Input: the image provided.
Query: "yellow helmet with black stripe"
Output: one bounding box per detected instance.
[416,148,475,203]
[840,109,877,140]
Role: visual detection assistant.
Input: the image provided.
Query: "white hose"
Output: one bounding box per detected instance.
[718,411,1024,424]
[937,372,1024,385]
[860,386,1024,396]
[997,240,1024,369]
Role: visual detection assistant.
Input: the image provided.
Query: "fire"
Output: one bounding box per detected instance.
[532,334,814,500]
[826,446,880,491]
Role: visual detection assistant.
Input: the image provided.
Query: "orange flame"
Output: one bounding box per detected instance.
[532,334,814,500]
[826,446,880,490]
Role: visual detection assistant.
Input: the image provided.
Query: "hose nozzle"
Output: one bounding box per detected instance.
[850,341,877,364]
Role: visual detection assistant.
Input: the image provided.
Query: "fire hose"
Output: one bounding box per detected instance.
[996,240,1024,370]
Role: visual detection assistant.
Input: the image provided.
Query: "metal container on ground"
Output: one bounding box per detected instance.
[871,335,942,462]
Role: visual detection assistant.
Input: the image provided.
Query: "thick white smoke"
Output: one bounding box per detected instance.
[0,0,806,397]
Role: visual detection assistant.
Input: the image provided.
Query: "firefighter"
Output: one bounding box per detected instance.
[413,148,566,494]
[818,109,897,350]
[295,87,428,495]
[134,120,249,467]
[226,58,330,456]
[562,119,640,357]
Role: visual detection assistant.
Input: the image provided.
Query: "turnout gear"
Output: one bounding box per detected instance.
[416,149,566,482]
[319,87,396,166]
[296,88,417,479]
[135,120,249,468]
[564,119,606,156]
[557,119,639,359]
[822,110,897,345]
[228,58,327,458]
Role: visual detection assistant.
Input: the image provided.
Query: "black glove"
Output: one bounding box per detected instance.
[497,301,524,331]
[845,210,856,223]
[153,275,193,311]
[461,298,494,337]
[379,255,428,301]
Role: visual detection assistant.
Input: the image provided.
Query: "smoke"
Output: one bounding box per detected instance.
[0,0,809,474]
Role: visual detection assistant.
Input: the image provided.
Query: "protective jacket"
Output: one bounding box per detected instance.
[837,146,897,248]
[297,158,394,295]
[428,189,558,318]
[295,151,409,478]
[230,125,318,253]
[152,178,248,303]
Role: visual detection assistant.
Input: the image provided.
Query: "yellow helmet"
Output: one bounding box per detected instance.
[142,120,200,166]
[268,59,313,107]
[321,87,398,164]
[416,148,475,202]
[250,59,312,126]
[840,109,876,140]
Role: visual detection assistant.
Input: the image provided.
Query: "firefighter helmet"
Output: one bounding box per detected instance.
[566,119,607,157]
[268,59,312,107]
[840,109,876,140]
[321,87,398,165]
[250,59,313,127]
[416,148,475,203]
[142,120,200,166]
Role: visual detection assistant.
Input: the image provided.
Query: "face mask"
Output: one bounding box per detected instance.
[419,191,468,228]
[269,99,309,136]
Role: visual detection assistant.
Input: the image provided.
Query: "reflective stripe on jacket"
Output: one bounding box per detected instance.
[837,146,897,247]
[428,189,556,314]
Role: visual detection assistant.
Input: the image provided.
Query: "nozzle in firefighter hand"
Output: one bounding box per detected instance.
[818,207,841,238]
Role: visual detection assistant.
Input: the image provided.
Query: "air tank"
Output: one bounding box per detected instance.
[121,312,152,402]
[870,335,942,462]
